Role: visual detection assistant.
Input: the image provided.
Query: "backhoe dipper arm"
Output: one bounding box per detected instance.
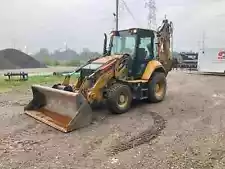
[156,18,174,72]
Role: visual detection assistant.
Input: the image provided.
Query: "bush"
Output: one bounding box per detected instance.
[42,56,81,67]
[43,56,52,65]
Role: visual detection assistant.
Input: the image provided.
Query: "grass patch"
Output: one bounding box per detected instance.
[0,75,65,93]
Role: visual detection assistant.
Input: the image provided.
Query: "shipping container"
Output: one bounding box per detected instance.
[198,48,225,73]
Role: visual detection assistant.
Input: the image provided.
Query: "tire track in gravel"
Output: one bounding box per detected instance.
[107,111,166,156]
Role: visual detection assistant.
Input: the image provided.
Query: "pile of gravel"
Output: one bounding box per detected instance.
[0,48,46,70]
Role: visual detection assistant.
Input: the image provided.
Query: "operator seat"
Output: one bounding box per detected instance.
[136,48,147,61]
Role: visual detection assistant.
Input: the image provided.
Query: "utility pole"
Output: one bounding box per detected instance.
[63,42,68,51]
[11,39,16,49]
[116,0,119,31]
[201,31,205,53]
[24,45,28,54]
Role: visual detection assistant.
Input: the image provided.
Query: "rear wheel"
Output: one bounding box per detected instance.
[148,72,167,103]
[106,83,132,114]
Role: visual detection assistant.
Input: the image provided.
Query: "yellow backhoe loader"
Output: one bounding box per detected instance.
[24,18,174,133]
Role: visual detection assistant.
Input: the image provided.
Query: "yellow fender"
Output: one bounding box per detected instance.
[141,60,166,80]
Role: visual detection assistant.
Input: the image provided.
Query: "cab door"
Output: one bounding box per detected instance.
[132,35,154,78]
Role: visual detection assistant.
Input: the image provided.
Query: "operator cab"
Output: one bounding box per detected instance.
[107,28,158,78]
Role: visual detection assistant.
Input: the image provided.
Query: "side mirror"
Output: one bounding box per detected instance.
[103,33,107,56]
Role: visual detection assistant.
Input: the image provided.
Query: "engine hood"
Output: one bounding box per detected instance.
[92,54,124,64]
[80,54,124,78]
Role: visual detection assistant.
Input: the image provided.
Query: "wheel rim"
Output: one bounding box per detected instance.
[155,81,165,97]
[117,93,128,108]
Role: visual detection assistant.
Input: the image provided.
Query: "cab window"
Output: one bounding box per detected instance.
[139,37,154,59]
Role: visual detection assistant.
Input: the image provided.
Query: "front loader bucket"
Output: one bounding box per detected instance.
[24,84,93,133]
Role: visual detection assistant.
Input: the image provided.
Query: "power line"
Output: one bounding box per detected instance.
[144,0,156,30]
[120,0,141,27]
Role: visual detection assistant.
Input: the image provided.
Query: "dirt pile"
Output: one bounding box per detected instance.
[0,48,46,70]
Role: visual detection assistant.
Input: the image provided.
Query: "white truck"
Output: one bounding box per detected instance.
[198,48,225,73]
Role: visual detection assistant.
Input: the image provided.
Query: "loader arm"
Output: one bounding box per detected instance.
[79,54,130,103]
[73,61,115,104]
[62,56,101,86]
[87,62,116,102]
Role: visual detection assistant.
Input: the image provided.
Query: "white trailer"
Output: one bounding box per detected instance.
[198,48,225,73]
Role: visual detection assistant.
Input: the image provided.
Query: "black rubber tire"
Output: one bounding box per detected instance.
[148,72,167,103]
[106,83,132,114]
[90,101,102,109]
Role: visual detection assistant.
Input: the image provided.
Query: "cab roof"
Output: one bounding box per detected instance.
[111,28,156,32]
[111,28,156,36]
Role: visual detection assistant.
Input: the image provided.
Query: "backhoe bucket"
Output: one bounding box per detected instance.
[24,84,93,133]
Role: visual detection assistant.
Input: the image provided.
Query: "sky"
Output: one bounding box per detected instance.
[0,0,224,54]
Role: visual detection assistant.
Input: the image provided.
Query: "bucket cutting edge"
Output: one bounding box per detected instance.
[24,85,93,132]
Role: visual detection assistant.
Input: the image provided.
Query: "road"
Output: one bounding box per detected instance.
[0,66,75,76]
[0,71,225,169]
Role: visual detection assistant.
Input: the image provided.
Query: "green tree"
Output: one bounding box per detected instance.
[66,59,80,66]
[53,60,60,66]
[43,56,52,65]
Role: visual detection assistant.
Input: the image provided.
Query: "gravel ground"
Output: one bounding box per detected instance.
[1,71,225,169]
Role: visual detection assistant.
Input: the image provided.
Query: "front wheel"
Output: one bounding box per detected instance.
[106,83,132,114]
[148,72,167,103]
